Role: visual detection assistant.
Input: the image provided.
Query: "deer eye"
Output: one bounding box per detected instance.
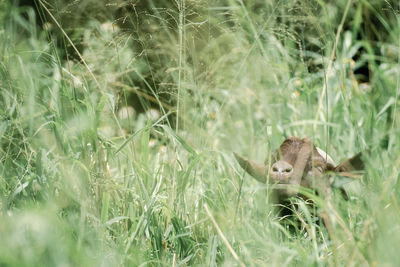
[284,168,292,173]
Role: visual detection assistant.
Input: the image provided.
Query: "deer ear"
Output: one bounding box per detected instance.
[233,152,267,183]
[316,147,336,167]
[334,152,364,172]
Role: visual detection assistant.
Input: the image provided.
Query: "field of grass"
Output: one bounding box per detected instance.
[1,0,400,266]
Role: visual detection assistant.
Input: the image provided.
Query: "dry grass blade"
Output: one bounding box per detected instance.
[204,204,246,267]
[314,0,353,129]
[37,0,101,90]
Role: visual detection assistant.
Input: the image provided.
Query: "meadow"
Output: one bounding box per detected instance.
[1,0,399,266]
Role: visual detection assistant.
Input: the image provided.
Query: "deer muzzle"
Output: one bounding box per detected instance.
[270,160,293,183]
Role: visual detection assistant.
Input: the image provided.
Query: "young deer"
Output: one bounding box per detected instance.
[234,137,364,230]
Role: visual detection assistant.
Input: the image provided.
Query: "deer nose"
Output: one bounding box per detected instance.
[270,161,293,182]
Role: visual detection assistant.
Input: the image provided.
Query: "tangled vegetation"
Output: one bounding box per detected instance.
[1,0,399,266]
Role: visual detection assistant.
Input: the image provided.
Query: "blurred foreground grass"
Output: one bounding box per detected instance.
[1,0,400,266]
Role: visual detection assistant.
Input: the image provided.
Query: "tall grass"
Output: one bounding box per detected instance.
[1,0,400,266]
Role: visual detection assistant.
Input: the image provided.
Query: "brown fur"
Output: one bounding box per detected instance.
[272,137,332,175]
[235,136,364,198]
[234,136,365,236]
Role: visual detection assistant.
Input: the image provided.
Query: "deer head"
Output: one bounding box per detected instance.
[234,137,364,197]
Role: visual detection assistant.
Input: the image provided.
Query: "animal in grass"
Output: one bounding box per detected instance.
[234,137,364,229]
